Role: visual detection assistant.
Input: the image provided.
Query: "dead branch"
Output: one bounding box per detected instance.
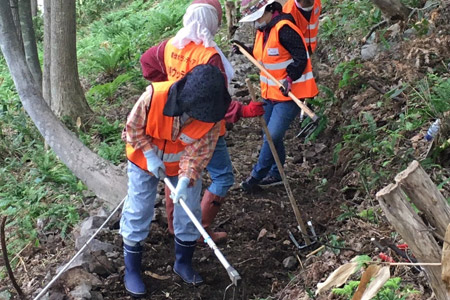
[1,216,25,299]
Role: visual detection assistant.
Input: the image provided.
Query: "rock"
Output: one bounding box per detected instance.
[49,292,66,300]
[386,23,401,39]
[403,28,417,39]
[59,267,102,289]
[361,44,379,61]
[79,216,107,237]
[57,252,91,272]
[0,291,11,300]
[75,236,116,253]
[283,256,298,270]
[70,283,92,299]
[88,251,116,276]
[91,291,104,300]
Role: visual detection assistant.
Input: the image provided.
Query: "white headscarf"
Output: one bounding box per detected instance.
[171,4,235,84]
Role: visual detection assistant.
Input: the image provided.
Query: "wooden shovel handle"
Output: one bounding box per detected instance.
[245,78,311,245]
[235,42,318,121]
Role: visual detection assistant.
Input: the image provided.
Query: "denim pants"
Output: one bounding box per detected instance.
[205,136,234,197]
[251,99,300,181]
[120,162,202,243]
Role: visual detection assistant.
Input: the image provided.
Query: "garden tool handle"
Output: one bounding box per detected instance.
[246,78,258,103]
[162,176,241,285]
[245,79,312,246]
[233,42,318,122]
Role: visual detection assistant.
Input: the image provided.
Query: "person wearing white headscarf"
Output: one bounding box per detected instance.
[139,0,265,244]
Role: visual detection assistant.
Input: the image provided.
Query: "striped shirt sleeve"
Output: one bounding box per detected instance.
[179,122,221,181]
[124,85,154,153]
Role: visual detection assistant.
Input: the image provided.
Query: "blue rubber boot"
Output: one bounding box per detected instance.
[124,243,146,297]
[173,238,204,285]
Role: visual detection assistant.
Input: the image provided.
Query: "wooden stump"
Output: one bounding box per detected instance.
[376,183,449,300]
[395,160,450,238]
[442,224,450,293]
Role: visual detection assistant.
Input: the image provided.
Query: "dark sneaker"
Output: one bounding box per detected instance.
[240,176,262,193]
[259,176,283,187]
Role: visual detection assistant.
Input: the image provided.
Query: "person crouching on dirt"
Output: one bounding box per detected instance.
[120,64,231,297]
[232,0,318,192]
[283,0,321,54]
[140,0,265,243]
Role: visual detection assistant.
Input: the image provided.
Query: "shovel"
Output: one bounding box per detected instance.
[162,173,243,299]
[245,79,316,248]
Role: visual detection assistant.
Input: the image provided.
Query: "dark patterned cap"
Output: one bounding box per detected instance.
[164,65,231,123]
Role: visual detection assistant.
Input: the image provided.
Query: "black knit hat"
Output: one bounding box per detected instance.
[163,64,231,123]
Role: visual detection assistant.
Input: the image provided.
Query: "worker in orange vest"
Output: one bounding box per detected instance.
[283,0,321,54]
[120,65,231,297]
[140,0,265,243]
[233,0,318,191]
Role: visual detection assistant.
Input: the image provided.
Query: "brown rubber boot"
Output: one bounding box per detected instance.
[165,184,174,235]
[198,190,227,244]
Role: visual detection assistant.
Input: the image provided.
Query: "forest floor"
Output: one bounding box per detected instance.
[1,1,450,300]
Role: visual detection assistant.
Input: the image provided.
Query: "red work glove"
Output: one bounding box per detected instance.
[240,101,265,118]
[279,76,292,96]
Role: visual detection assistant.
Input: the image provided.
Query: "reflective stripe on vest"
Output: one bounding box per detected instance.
[153,146,183,163]
[283,0,321,53]
[260,71,314,86]
[253,19,318,100]
[307,21,319,30]
[305,37,317,43]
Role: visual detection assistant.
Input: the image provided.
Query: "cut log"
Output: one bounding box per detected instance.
[442,224,450,293]
[376,183,449,300]
[395,160,450,238]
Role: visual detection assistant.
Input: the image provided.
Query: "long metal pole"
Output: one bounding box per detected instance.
[33,196,127,300]
[246,79,311,245]
[163,178,241,285]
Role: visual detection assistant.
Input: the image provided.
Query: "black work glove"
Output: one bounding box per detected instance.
[231,40,250,55]
[279,77,292,97]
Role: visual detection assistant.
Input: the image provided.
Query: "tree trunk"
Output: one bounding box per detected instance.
[0,0,127,209]
[394,160,450,238]
[30,0,37,17]
[9,0,23,51]
[370,0,411,20]
[18,0,42,89]
[376,183,449,300]
[42,0,51,104]
[49,0,92,121]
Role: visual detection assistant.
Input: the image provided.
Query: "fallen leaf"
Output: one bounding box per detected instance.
[76,117,82,129]
[316,262,359,295]
[144,271,170,280]
[257,228,267,241]
[360,266,390,300]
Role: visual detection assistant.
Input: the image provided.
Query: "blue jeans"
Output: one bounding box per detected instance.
[251,100,300,181]
[206,136,234,197]
[120,162,202,243]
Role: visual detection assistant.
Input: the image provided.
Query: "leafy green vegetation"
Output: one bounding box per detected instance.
[0,0,194,260]
[332,277,419,300]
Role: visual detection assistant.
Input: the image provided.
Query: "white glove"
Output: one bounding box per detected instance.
[171,177,190,204]
[143,149,165,179]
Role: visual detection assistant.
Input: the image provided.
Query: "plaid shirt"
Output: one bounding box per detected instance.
[123,84,220,181]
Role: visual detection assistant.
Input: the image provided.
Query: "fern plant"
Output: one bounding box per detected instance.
[87,73,132,104]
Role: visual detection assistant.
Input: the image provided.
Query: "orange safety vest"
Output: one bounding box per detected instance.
[164,38,227,136]
[283,0,321,53]
[126,81,215,176]
[253,19,318,101]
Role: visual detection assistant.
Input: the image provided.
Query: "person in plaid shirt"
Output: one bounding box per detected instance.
[120,65,231,297]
